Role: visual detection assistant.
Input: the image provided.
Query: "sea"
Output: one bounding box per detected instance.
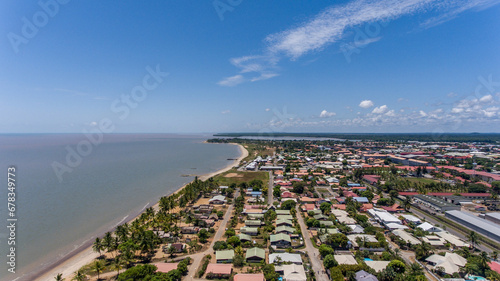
[0,134,241,281]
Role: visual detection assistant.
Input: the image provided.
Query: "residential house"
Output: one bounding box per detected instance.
[277,215,294,221]
[216,249,235,263]
[347,224,364,234]
[319,220,334,227]
[381,203,404,213]
[180,226,199,234]
[276,226,295,234]
[365,261,389,272]
[355,270,378,281]
[209,195,227,204]
[425,252,466,275]
[245,220,262,227]
[269,253,303,264]
[422,235,446,247]
[237,233,252,243]
[276,264,306,281]
[353,197,369,203]
[163,243,185,253]
[240,227,259,236]
[334,254,358,265]
[418,222,441,233]
[276,219,293,227]
[270,233,291,248]
[206,263,233,278]
[245,247,266,262]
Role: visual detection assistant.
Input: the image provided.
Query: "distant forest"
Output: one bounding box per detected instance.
[213,132,500,143]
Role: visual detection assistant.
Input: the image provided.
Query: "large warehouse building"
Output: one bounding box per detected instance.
[413,194,461,213]
[445,210,500,243]
[485,213,500,225]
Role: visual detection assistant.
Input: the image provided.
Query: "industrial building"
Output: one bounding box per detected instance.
[485,212,500,225]
[413,194,461,212]
[445,210,500,243]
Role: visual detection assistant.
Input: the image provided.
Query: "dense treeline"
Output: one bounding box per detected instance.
[213,133,500,143]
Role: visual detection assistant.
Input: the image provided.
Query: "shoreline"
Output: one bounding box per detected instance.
[35,142,248,281]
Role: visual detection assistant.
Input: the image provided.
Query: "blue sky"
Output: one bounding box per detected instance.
[1,0,500,133]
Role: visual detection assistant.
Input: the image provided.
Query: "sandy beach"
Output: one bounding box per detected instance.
[35,142,248,281]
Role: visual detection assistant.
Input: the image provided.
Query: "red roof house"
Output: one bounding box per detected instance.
[206,264,233,277]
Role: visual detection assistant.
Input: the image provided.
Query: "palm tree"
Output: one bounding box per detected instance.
[91,260,105,280]
[115,223,130,243]
[102,232,114,254]
[468,231,480,249]
[72,270,86,281]
[235,246,244,257]
[403,196,411,211]
[416,241,432,260]
[110,256,124,277]
[54,273,64,281]
[491,251,498,261]
[479,251,491,275]
[92,237,103,258]
[394,248,401,258]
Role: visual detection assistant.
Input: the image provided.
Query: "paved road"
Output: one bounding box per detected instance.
[268,171,274,205]
[185,191,238,280]
[295,205,329,280]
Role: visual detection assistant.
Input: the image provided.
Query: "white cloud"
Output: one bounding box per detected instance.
[217,75,245,87]
[251,73,279,82]
[265,108,271,112]
[219,0,499,86]
[385,110,396,116]
[359,100,374,108]
[372,105,388,114]
[90,121,97,126]
[319,110,336,118]
[482,106,498,117]
[266,0,436,59]
[480,94,494,103]
[419,110,428,117]
[221,110,231,114]
[420,0,500,29]
[230,56,267,73]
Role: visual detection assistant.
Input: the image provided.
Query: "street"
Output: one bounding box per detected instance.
[295,205,329,281]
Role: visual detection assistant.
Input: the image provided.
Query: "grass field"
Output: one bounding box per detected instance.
[241,143,275,163]
[215,169,269,186]
[316,188,331,198]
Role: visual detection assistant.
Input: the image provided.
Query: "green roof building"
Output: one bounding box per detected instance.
[276,226,295,234]
[276,219,293,227]
[216,249,235,263]
[277,215,294,220]
[270,234,291,248]
[245,247,266,262]
[245,220,262,227]
[237,233,252,242]
[240,227,259,236]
